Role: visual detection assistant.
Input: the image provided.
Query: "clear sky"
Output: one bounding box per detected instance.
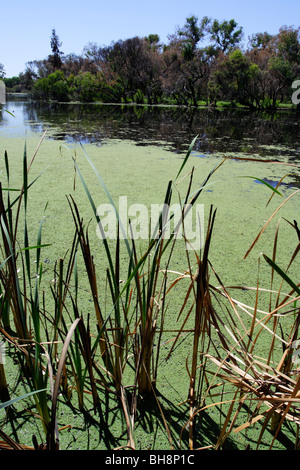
[1,0,299,77]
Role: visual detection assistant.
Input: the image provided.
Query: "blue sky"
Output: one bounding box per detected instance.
[1,0,299,77]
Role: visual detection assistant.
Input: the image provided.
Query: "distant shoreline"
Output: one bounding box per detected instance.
[4,93,298,111]
[6,92,29,98]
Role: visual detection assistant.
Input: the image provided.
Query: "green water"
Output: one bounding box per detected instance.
[0,99,299,450]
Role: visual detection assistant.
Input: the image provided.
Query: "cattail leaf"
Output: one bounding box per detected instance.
[263,253,300,296]
[240,176,283,196]
[176,135,198,180]
[0,389,47,410]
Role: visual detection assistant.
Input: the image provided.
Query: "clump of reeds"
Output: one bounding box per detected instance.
[0,133,299,451]
[179,159,300,450]
[0,134,88,449]
[66,138,225,448]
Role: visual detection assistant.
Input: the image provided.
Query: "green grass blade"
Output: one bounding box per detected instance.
[263,254,300,296]
[4,110,15,118]
[23,142,28,212]
[176,135,198,180]
[239,176,283,196]
[79,144,128,243]
[4,151,9,183]
[72,158,116,284]
[6,167,49,213]
[0,389,47,410]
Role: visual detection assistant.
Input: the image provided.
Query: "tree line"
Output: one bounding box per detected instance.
[3,16,300,109]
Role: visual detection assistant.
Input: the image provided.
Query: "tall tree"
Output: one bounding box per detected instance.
[0,63,5,79]
[49,29,63,70]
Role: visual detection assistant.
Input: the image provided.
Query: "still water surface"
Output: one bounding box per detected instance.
[1,97,300,167]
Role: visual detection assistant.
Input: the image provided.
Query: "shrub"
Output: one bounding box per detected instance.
[72,72,101,102]
[33,70,70,101]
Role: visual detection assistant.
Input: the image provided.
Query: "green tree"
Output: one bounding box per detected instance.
[169,15,211,58]
[248,31,274,50]
[3,76,20,90]
[209,49,259,107]
[275,26,300,64]
[274,26,300,103]
[179,16,210,54]
[71,72,101,102]
[268,56,294,106]
[209,19,243,54]
[33,70,69,101]
[144,34,162,52]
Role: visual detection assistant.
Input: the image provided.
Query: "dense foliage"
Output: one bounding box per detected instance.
[3,18,300,108]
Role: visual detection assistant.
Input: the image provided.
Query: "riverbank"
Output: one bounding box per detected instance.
[4,92,299,112]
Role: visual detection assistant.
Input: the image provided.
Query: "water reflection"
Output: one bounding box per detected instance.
[1,97,300,164]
